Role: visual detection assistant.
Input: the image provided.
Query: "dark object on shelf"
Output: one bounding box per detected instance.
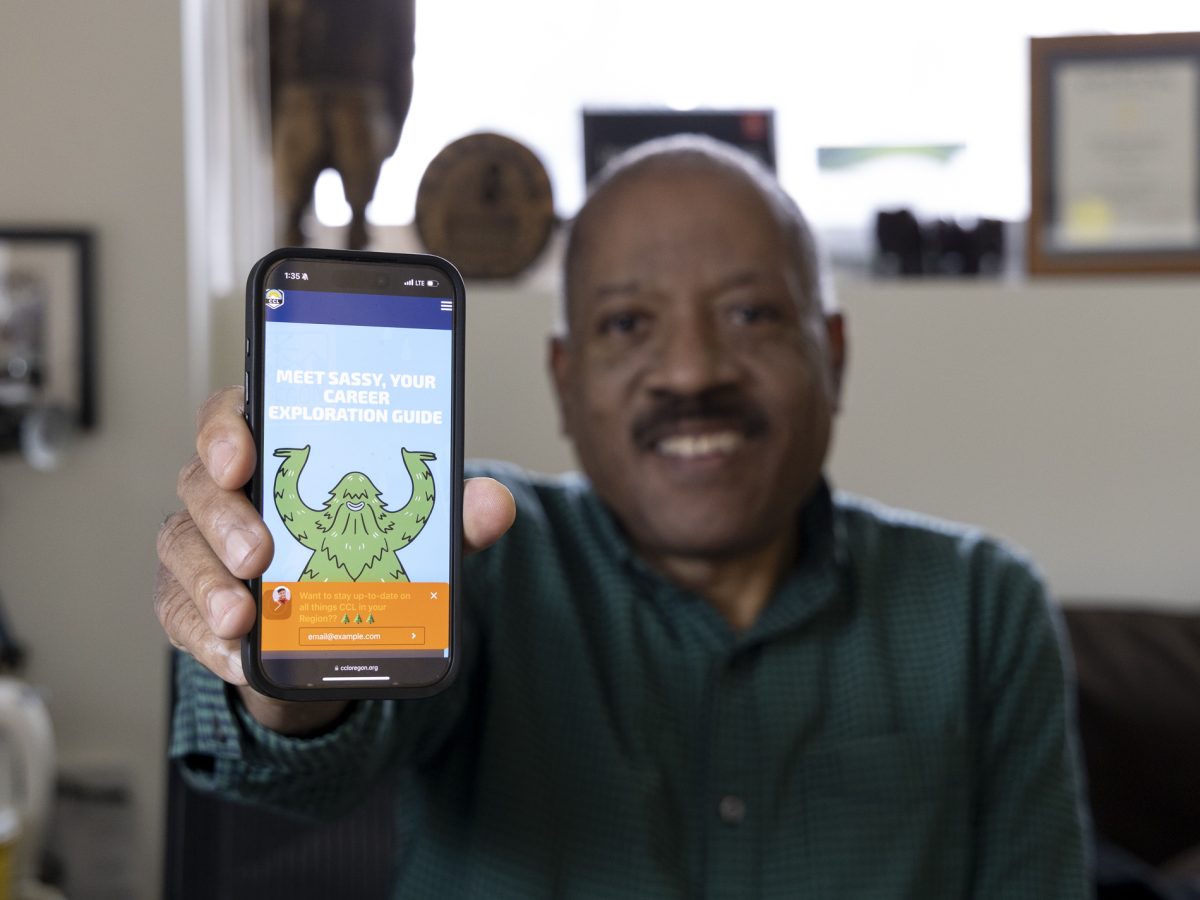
[874,209,1005,276]
[0,590,26,674]
[874,209,924,275]
[582,109,775,185]
[924,217,1005,275]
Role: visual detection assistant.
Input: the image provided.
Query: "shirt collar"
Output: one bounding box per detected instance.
[750,477,849,641]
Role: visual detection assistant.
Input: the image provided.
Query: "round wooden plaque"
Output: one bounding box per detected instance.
[415,132,556,279]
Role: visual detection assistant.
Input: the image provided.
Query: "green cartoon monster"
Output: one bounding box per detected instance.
[272,445,436,582]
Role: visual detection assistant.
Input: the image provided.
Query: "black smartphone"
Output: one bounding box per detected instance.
[242,248,464,700]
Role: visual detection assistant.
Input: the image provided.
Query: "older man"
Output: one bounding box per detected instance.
[157,135,1088,897]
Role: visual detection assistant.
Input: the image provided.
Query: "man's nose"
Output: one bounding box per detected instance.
[645,313,738,394]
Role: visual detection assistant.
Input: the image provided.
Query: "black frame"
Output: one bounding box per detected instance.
[0,228,96,428]
[582,109,776,185]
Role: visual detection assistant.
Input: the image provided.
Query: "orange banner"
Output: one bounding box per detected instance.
[261,581,449,652]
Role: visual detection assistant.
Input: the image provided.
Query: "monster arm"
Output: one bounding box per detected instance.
[382,448,437,549]
[272,446,324,551]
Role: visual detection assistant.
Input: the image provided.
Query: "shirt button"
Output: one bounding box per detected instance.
[718,794,746,825]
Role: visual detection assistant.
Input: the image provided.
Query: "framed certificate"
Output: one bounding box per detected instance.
[1029,32,1200,274]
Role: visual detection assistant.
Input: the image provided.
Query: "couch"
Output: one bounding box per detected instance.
[1064,604,1200,897]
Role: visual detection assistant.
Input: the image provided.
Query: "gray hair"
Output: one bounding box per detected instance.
[560,133,835,335]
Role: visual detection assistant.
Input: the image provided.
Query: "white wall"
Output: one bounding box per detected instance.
[461,263,1200,609]
[0,2,189,896]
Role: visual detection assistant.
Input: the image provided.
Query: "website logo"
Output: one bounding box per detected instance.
[265,289,285,309]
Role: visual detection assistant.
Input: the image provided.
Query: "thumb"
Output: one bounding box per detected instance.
[463,477,515,555]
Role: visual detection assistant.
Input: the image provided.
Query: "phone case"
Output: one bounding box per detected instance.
[242,247,465,701]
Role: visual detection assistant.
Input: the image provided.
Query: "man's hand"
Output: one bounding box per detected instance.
[155,386,516,734]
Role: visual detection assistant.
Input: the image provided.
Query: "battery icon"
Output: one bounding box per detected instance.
[428,279,440,287]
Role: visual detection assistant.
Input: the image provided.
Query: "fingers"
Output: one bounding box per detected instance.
[154,562,247,686]
[176,453,273,579]
[463,477,516,556]
[154,384,263,688]
[157,508,259,637]
[196,386,257,491]
[157,508,258,643]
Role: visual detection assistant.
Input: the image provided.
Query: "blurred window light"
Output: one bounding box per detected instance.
[308,0,1196,233]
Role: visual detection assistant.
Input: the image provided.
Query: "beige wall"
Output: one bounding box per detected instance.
[0,2,190,895]
[829,277,1200,607]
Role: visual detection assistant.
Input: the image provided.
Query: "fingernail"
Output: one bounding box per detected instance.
[226,529,259,570]
[208,440,235,479]
[209,589,242,632]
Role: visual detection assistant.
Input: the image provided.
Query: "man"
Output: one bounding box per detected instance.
[156,135,1088,897]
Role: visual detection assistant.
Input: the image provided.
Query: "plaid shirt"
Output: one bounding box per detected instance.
[171,465,1088,898]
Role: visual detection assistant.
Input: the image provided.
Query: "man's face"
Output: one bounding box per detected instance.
[552,166,844,562]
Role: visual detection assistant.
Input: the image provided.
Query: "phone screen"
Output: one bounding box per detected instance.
[244,251,462,697]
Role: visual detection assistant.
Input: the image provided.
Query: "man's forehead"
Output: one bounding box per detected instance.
[588,162,771,223]
[587,265,787,302]
[578,195,792,293]
[581,173,782,257]
[563,154,819,329]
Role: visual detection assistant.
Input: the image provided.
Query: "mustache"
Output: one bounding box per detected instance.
[631,388,769,450]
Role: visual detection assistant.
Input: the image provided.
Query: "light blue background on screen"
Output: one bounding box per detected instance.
[261,318,452,584]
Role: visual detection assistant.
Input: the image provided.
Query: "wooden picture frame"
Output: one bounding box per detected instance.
[1029,32,1200,274]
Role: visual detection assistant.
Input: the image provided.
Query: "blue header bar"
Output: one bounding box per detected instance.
[264,290,452,331]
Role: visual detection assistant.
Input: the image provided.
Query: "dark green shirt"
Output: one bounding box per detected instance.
[171,467,1088,898]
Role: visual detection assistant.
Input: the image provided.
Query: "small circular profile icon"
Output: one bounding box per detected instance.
[265,288,285,309]
[271,585,292,610]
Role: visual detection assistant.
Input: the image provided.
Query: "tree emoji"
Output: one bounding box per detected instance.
[354,613,363,624]
[367,613,375,625]
[341,613,350,625]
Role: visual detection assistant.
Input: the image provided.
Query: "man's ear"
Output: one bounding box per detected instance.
[824,313,847,411]
[548,335,574,438]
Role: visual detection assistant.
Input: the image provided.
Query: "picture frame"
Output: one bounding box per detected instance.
[1029,32,1200,275]
[0,229,96,433]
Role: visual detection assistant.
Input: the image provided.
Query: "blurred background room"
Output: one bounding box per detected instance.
[0,1,1198,897]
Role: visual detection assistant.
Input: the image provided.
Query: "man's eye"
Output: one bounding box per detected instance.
[728,302,783,325]
[598,311,648,336]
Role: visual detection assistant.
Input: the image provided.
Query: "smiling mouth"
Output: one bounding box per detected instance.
[655,430,745,459]
[345,501,365,511]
